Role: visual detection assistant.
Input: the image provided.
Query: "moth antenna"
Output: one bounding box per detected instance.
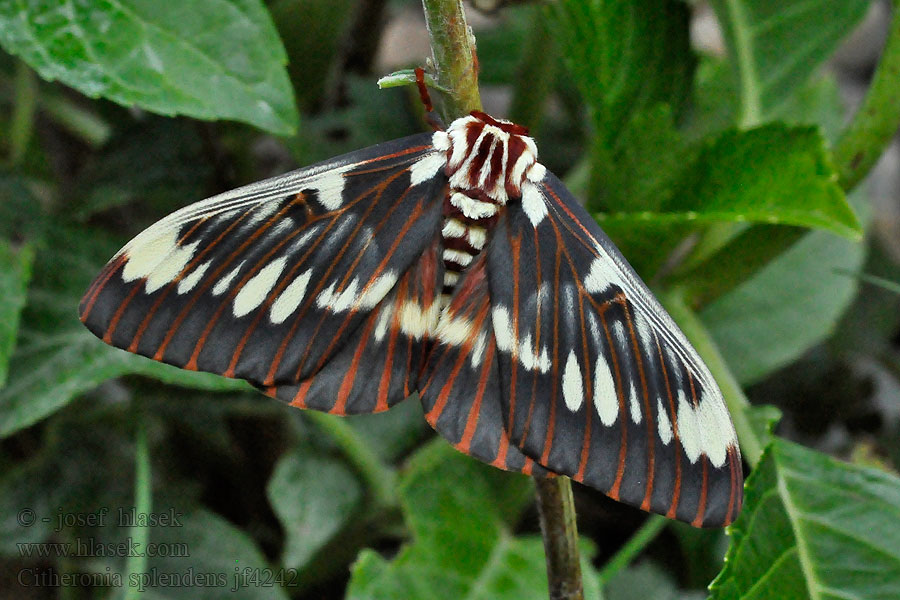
[415,67,445,131]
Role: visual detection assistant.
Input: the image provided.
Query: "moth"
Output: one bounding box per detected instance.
[79,78,742,527]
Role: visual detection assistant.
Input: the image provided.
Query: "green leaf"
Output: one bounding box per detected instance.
[0,0,298,135]
[267,449,363,570]
[674,69,850,303]
[0,407,284,598]
[668,125,858,239]
[597,123,859,278]
[548,0,695,208]
[598,104,698,213]
[709,439,900,600]
[0,457,58,553]
[0,172,45,240]
[0,241,33,388]
[700,193,866,384]
[688,54,847,143]
[0,225,248,439]
[745,404,782,445]
[708,0,870,126]
[674,225,807,308]
[346,443,601,600]
[770,74,846,145]
[548,0,694,142]
[686,56,740,140]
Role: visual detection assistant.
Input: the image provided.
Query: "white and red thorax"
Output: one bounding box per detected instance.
[432,111,547,295]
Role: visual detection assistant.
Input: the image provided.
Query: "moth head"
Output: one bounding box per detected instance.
[436,112,540,201]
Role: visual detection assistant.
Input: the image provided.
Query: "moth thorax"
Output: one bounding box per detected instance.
[435,112,539,202]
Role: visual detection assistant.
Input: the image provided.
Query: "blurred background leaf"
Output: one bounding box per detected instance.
[709,0,872,127]
[0,241,32,388]
[701,197,867,385]
[267,449,363,570]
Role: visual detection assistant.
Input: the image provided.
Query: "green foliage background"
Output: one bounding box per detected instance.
[0,0,899,598]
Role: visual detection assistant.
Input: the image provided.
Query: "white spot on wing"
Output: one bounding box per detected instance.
[323,214,357,253]
[628,381,642,424]
[667,348,683,386]
[267,216,295,239]
[676,389,700,463]
[269,269,312,324]
[563,351,584,411]
[233,257,288,317]
[490,307,550,375]
[436,313,474,346]
[593,354,618,425]
[316,278,360,313]
[400,301,440,339]
[177,260,212,295]
[213,261,245,296]
[521,182,547,227]
[309,167,351,210]
[471,332,487,367]
[145,241,201,294]
[245,201,280,227]
[586,311,601,344]
[357,271,398,310]
[121,229,178,283]
[635,312,655,363]
[612,320,627,348]
[657,398,673,445]
[696,389,736,468]
[519,333,550,373]
[584,250,625,294]
[492,305,514,352]
[374,303,394,342]
[287,225,322,254]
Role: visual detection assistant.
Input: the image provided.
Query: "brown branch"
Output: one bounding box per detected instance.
[535,476,585,600]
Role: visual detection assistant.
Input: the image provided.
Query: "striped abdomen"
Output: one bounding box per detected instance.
[435,111,541,299]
